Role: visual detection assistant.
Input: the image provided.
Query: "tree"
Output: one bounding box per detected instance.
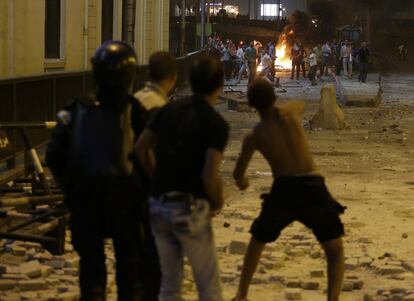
[309,0,339,43]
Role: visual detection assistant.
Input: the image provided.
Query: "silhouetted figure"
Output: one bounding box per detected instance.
[47,41,149,301]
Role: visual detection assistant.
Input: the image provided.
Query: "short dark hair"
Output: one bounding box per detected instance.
[247,79,277,111]
[190,56,224,95]
[149,51,177,82]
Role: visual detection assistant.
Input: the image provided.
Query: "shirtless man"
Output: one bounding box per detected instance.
[232,79,345,301]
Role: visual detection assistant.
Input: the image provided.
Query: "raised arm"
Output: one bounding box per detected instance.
[135,129,157,178]
[233,133,256,190]
[203,149,225,212]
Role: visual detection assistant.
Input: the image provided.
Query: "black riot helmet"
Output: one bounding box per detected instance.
[92,40,137,98]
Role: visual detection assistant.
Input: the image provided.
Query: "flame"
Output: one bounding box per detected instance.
[275,32,293,70]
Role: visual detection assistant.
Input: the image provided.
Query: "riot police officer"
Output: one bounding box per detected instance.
[46,41,149,301]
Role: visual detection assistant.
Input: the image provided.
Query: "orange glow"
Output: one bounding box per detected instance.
[275,32,293,70]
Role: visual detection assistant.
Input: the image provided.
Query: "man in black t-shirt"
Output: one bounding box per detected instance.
[358,42,370,83]
[136,57,228,301]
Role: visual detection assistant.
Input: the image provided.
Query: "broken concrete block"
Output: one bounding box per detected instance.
[58,291,81,301]
[11,246,26,256]
[300,281,319,290]
[310,270,324,278]
[363,294,375,301]
[345,258,358,270]
[285,288,302,300]
[359,257,373,267]
[284,278,301,288]
[377,265,405,275]
[228,241,247,255]
[19,261,43,278]
[404,293,414,301]
[0,280,16,291]
[342,281,354,291]
[310,84,345,130]
[18,279,47,291]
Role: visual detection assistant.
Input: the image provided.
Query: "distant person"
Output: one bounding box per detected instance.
[298,41,307,78]
[358,42,370,83]
[245,42,258,85]
[136,57,229,301]
[313,43,323,78]
[221,44,232,81]
[268,41,276,77]
[290,41,301,80]
[231,79,345,301]
[341,41,353,78]
[308,48,318,86]
[236,45,248,84]
[135,51,177,112]
[259,48,274,84]
[398,44,408,61]
[322,41,332,76]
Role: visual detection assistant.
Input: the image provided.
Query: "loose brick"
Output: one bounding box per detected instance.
[285,288,302,300]
[18,279,47,291]
[228,241,247,255]
[0,279,16,291]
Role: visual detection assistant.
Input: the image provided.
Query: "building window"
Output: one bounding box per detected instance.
[260,4,278,17]
[102,0,114,43]
[45,0,61,59]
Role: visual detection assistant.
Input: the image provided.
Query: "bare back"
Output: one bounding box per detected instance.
[253,106,316,177]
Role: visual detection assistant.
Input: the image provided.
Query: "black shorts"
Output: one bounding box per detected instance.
[250,175,345,243]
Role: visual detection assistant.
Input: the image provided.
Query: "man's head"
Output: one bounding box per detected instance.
[247,79,277,112]
[92,40,137,97]
[361,42,367,48]
[250,41,255,48]
[190,56,224,100]
[149,51,177,94]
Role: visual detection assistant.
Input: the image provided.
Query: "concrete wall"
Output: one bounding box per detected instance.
[0,0,170,78]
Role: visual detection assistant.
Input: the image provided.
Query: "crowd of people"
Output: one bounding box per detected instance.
[207,34,372,88]
[46,40,346,301]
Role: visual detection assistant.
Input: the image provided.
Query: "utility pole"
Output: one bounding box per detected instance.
[180,0,186,55]
[122,0,136,46]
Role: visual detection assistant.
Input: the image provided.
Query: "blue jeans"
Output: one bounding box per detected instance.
[149,196,223,301]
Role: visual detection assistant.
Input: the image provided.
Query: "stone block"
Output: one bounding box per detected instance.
[226,97,252,112]
[342,281,354,291]
[345,258,358,270]
[19,261,42,278]
[0,280,16,291]
[310,84,345,130]
[18,279,47,291]
[284,278,301,288]
[310,270,324,278]
[300,281,319,290]
[285,288,302,300]
[228,241,247,255]
[377,265,405,275]
[404,293,414,301]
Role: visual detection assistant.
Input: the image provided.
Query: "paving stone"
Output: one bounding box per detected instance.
[268,275,284,283]
[11,246,26,256]
[228,241,247,255]
[18,279,47,291]
[19,260,43,278]
[63,268,78,277]
[285,288,302,300]
[390,294,405,301]
[310,269,324,278]
[65,257,79,269]
[390,288,407,294]
[0,280,16,291]
[342,281,354,291]
[359,257,373,267]
[46,259,66,269]
[345,258,358,270]
[363,294,375,301]
[404,293,414,301]
[300,281,319,290]
[57,291,80,301]
[377,265,405,275]
[310,251,321,259]
[284,278,301,288]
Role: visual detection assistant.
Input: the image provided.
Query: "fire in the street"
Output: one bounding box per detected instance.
[275,31,293,70]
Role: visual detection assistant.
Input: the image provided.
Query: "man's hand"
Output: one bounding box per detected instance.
[235,175,250,190]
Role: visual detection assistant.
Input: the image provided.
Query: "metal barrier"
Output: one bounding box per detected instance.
[0,50,205,169]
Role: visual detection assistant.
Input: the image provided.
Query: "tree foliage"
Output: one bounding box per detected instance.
[309,0,340,43]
